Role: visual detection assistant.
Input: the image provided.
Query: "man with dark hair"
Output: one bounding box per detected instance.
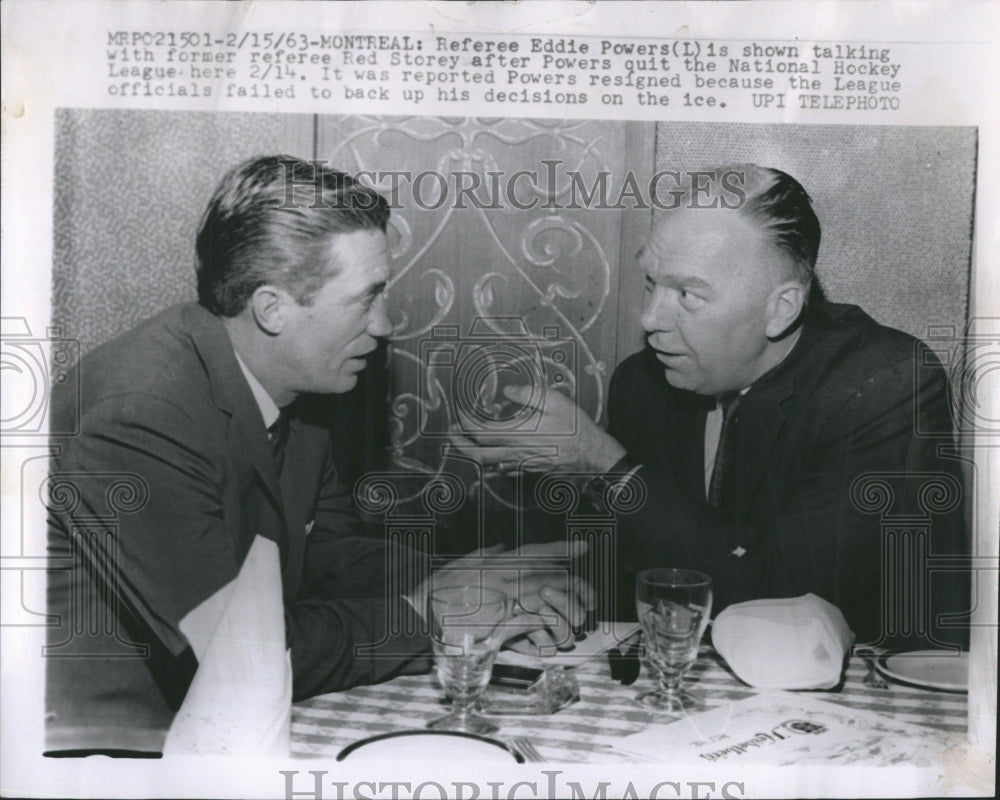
[46,155,590,754]
[195,157,391,317]
[454,164,968,648]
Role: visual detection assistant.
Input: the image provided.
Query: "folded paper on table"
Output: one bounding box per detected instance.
[616,693,962,766]
[712,593,854,689]
[496,621,641,668]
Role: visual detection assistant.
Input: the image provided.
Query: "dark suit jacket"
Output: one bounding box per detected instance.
[46,303,429,753]
[605,301,968,647]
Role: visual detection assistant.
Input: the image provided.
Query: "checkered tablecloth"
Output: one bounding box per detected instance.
[291,647,968,762]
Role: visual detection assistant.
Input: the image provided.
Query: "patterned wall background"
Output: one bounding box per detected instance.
[314,116,638,537]
[52,109,312,350]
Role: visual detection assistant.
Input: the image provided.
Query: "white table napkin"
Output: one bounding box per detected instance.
[164,535,292,756]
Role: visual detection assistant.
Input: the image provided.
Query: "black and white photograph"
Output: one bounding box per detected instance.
[2,3,997,799]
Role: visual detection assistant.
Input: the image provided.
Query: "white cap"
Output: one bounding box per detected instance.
[712,593,855,690]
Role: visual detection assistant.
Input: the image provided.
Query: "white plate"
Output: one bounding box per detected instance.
[875,650,969,692]
[337,731,523,762]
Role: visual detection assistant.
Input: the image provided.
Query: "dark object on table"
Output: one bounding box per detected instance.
[490,663,545,691]
[607,640,642,685]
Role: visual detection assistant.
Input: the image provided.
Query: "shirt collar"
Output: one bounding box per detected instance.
[732,323,806,400]
[716,386,751,407]
[232,351,281,429]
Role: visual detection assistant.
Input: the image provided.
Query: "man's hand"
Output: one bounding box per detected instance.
[449,385,626,475]
[406,540,596,650]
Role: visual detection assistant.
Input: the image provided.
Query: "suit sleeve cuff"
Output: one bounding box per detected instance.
[582,455,644,512]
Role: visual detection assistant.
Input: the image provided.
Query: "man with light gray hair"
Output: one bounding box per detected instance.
[453,164,968,648]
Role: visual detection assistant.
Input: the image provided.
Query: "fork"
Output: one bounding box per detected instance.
[855,646,890,690]
[510,736,546,763]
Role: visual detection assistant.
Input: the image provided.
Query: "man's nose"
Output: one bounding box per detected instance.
[367,295,393,338]
[640,288,673,333]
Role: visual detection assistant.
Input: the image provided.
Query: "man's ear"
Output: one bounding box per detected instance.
[248,285,287,335]
[765,281,806,339]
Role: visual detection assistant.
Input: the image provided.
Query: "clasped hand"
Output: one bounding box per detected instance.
[448,385,625,475]
[408,540,596,653]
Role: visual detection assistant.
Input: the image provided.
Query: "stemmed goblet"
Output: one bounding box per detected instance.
[636,568,713,712]
[427,586,507,735]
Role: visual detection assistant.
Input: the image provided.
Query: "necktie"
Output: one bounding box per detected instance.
[266,412,289,474]
[708,393,741,510]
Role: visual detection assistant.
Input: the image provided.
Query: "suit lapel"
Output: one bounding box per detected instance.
[229,412,285,513]
[182,305,286,517]
[731,382,793,519]
[729,313,827,519]
[645,351,709,501]
[279,415,310,594]
[279,408,339,602]
[679,401,710,501]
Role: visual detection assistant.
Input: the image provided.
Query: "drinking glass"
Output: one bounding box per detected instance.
[636,568,713,712]
[428,586,507,734]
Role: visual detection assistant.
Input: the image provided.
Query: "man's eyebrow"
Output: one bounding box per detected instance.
[680,276,712,290]
[350,279,387,302]
[652,274,714,292]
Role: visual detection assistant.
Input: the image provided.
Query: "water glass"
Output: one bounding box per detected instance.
[636,568,713,712]
[428,586,507,734]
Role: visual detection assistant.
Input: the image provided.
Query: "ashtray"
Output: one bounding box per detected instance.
[480,665,580,716]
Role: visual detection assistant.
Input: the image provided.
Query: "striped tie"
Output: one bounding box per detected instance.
[267,412,289,474]
[708,393,741,510]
